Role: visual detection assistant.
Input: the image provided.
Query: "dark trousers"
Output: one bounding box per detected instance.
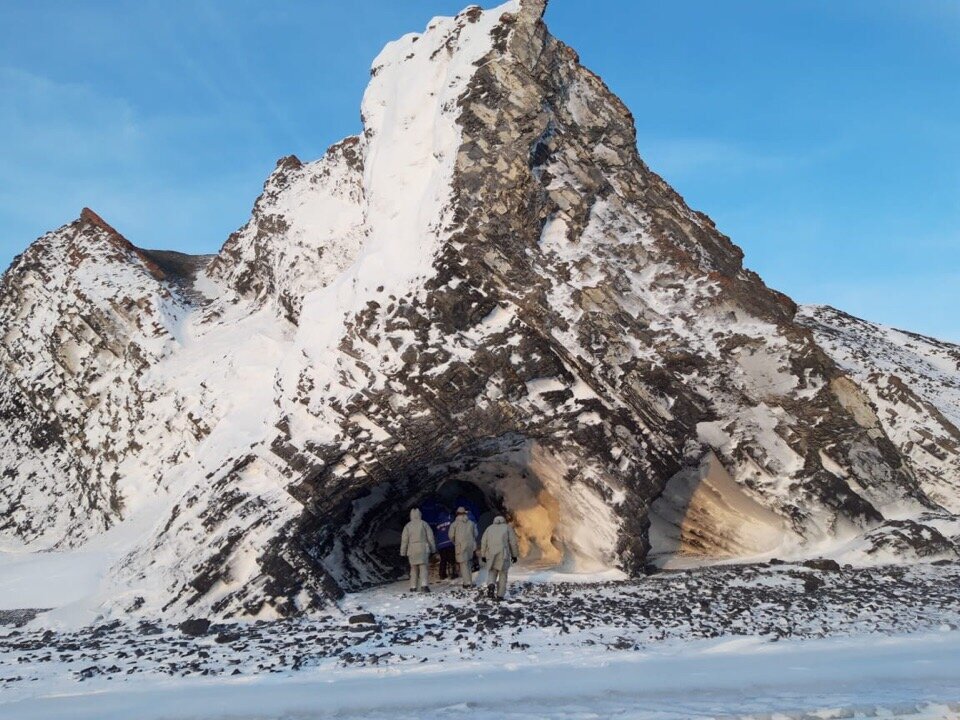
[438,546,456,579]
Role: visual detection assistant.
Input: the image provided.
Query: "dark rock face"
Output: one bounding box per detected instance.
[799,305,960,514]
[0,0,958,619]
[859,518,958,560]
[0,608,46,628]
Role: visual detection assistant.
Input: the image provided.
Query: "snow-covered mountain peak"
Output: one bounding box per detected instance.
[1,1,958,621]
[210,1,524,330]
[0,208,196,551]
[24,209,156,285]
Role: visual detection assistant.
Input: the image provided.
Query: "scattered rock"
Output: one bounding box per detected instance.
[803,559,842,573]
[348,613,377,625]
[178,619,212,637]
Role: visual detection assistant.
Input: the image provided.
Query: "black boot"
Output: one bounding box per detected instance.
[421,586,431,593]
[487,583,495,599]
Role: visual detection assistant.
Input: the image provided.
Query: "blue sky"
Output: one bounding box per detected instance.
[1,1,957,340]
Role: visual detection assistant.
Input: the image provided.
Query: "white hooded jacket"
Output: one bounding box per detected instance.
[447,514,478,562]
[480,516,519,570]
[400,508,436,565]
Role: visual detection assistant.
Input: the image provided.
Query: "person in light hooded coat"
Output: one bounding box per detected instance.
[400,508,436,592]
[447,507,478,588]
[480,515,519,600]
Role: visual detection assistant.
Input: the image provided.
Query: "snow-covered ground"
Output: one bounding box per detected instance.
[2,631,958,719]
[2,562,959,719]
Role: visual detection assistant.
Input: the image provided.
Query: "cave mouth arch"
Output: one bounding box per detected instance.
[327,435,622,592]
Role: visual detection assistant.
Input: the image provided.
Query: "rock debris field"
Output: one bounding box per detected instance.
[2,561,958,693]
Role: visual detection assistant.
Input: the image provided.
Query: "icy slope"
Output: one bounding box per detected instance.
[208,144,367,324]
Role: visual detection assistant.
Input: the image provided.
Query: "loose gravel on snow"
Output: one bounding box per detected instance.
[1,561,958,690]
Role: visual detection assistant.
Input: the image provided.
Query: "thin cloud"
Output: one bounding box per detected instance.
[0,65,263,264]
[0,67,141,169]
[194,0,309,151]
[637,137,808,180]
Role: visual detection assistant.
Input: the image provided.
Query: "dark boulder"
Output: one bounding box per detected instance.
[348,612,377,625]
[802,558,841,573]
[179,618,212,637]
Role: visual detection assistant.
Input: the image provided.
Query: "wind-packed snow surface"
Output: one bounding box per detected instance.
[0,0,959,625]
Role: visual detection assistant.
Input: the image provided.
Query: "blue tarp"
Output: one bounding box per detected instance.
[420,499,453,548]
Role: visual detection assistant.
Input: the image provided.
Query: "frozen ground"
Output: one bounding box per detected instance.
[1,632,959,720]
[1,561,959,718]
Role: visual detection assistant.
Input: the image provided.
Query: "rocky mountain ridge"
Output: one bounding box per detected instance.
[1,0,958,621]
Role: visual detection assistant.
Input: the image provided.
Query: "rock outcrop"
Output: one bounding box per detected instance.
[799,305,960,514]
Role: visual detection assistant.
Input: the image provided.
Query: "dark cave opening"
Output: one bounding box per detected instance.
[369,478,502,579]
[326,437,621,592]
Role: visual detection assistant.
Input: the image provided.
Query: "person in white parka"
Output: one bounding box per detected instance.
[480,515,519,600]
[447,507,478,588]
[400,508,436,592]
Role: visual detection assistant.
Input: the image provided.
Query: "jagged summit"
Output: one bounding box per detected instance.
[517,0,547,20]
[75,207,166,278]
[1,1,958,621]
[79,206,122,236]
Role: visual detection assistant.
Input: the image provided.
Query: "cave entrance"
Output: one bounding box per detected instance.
[370,479,498,572]
[337,438,620,591]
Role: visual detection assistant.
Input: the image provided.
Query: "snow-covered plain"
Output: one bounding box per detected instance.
[3,562,959,719]
[3,632,959,720]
